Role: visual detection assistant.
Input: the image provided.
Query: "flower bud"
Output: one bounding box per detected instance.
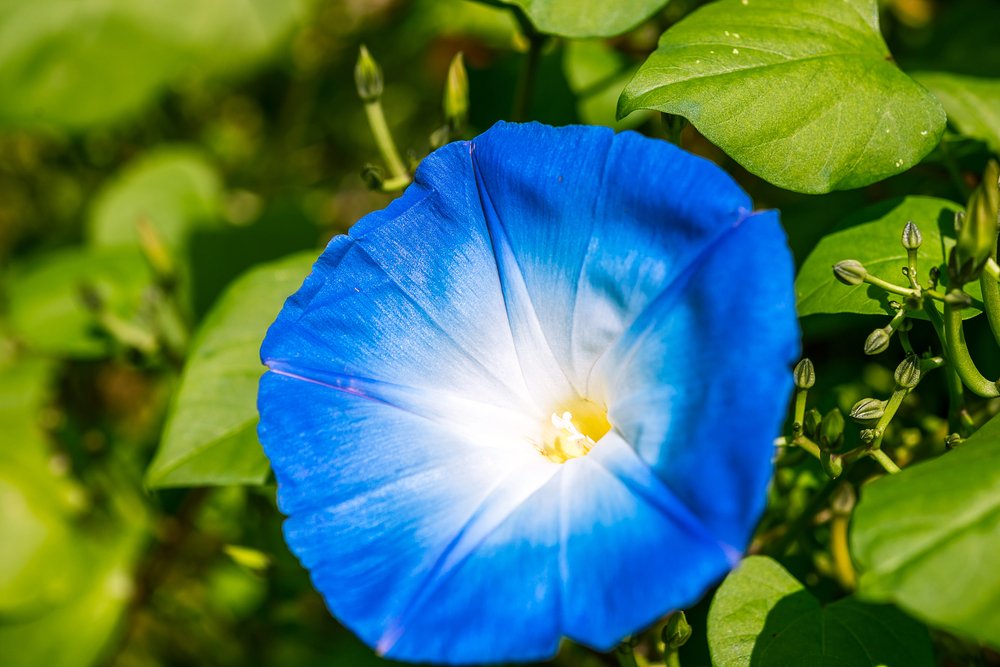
[803,408,822,438]
[860,428,877,443]
[864,327,891,355]
[950,161,999,283]
[663,611,692,649]
[793,358,815,389]
[443,52,469,131]
[850,398,886,426]
[355,45,383,102]
[901,220,922,250]
[821,451,843,479]
[894,353,921,389]
[819,408,845,451]
[361,163,384,191]
[833,259,867,286]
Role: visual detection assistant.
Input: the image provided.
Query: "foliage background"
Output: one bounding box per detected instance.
[1,1,998,666]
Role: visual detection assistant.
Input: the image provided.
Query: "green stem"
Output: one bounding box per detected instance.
[793,389,807,435]
[944,303,1000,397]
[665,649,682,667]
[980,266,1000,348]
[870,448,902,474]
[363,100,409,182]
[922,302,972,434]
[794,435,823,459]
[905,248,920,290]
[864,274,914,297]
[512,31,545,122]
[615,646,640,667]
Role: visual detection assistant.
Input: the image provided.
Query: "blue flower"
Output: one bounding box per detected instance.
[258,122,799,664]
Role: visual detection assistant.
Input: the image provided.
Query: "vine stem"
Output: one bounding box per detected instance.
[363,99,409,183]
[943,302,1000,397]
[980,265,1000,348]
[512,31,545,122]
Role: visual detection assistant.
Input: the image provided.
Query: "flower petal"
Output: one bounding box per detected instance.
[469,122,754,394]
[596,210,799,548]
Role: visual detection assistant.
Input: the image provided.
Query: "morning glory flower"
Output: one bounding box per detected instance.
[258,122,798,664]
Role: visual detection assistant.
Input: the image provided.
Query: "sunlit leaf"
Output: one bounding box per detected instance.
[0,0,303,129]
[563,41,649,131]
[619,0,945,193]
[495,0,670,38]
[145,252,314,488]
[708,556,933,667]
[5,247,153,358]
[795,196,982,320]
[852,413,1000,647]
[87,146,223,251]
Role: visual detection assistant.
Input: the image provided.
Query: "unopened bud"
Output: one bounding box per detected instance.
[945,433,964,450]
[355,45,383,102]
[663,611,692,649]
[819,408,845,451]
[822,451,843,479]
[894,354,921,389]
[833,259,867,286]
[850,398,886,426]
[443,52,469,131]
[901,220,923,250]
[803,408,822,438]
[361,163,384,190]
[864,327,891,355]
[793,358,816,389]
[831,482,856,515]
[950,160,999,283]
[860,428,877,443]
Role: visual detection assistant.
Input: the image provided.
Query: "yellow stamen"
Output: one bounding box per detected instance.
[536,397,611,463]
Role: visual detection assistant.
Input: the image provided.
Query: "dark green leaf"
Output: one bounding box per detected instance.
[618,0,945,194]
[916,72,1000,153]
[708,556,933,667]
[145,252,314,488]
[795,196,981,320]
[497,0,670,38]
[851,413,1000,647]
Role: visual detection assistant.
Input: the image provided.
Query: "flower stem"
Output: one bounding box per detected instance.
[943,303,1000,397]
[510,8,545,122]
[870,448,901,474]
[980,265,1000,348]
[363,100,409,183]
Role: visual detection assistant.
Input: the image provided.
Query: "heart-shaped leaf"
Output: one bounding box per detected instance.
[618,0,945,194]
[495,0,670,38]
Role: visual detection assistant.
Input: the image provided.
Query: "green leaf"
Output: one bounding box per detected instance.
[795,196,982,320]
[496,0,670,38]
[851,412,1000,647]
[145,252,314,488]
[5,247,153,358]
[618,0,945,194]
[0,0,303,129]
[563,41,650,131]
[708,556,933,667]
[915,72,1000,153]
[87,146,223,251]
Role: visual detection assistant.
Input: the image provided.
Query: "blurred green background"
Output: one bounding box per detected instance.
[1,1,998,666]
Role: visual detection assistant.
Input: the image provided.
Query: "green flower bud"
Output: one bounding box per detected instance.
[819,408,845,451]
[361,163,384,191]
[864,327,891,356]
[833,259,867,286]
[443,52,469,131]
[901,220,922,250]
[803,408,823,439]
[821,451,843,479]
[355,45,383,102]
[950,162,999,283]
[663,611,692,649]
[830,482,856,515]
[945,433,964,450]
[793,358,816,389]
[860,428,877,443]
[894,353,921,389]
[850,398,886,426]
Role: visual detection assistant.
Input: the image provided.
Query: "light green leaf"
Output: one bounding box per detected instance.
[916,72,1000,153]
[496,0,670,38]
[145,252,314,488]
[708,556,933,667]
[618,0,945,194]
[87,146,223,251]
[0,0,303,129]
[851,412,1000,647]
[795,196,981,320]
[5,247,153,357]
[563,41,650,131]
